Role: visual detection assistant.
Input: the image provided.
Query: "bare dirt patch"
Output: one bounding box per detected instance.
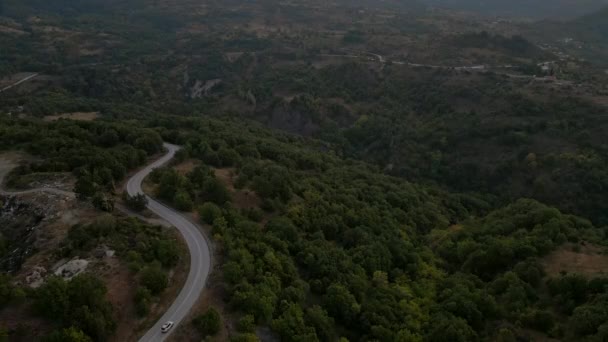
[174,159,200,176]
[103,260,138,342]
[448,224,463,232]
[213,168,262,210]
[0,25,27,35]
[43,112,99,122]
[0,152,25,186]
[213,168,236,189]
[540,243,608,278]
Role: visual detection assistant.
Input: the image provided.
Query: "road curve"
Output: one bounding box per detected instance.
[0,73,39,93]
[126,143,212,342]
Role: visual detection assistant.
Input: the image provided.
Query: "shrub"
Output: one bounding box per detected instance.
[124,192,148,212]
[199,202,222,225]
[140,265,168,295]
[193,307,222,337]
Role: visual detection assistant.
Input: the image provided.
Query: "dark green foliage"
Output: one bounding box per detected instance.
[0,274,24,308]
[44,327,93,342]
[199,202,223,225]
[453,31,544,57]
[237,315,256,333]
[0,119,156,209]
[568,294,608,338]
[271,304,319,342]
[426,314,477,342]
[63,216,180,268]
[134,287,152,317]
[151,165,230,209]
[193,307,222,337]
[140,264,168,295]
[173,190,193,211]
[92,191,114,212]
[34,274,115,342]
[323,284,360,324]
[153,117,608,342]
[123,192,148,212]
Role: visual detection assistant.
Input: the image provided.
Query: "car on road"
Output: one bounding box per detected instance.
[161,321,174,333]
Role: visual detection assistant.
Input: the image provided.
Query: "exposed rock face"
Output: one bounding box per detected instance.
[190,79,222,98]
[54,259,89,280]
[0,195,45,273]
[25,266,47,288]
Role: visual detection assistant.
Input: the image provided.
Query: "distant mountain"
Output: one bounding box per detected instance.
[420,0,608,19]
[572,6,608,37]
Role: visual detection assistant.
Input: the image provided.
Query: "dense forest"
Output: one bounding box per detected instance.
[2,114,606,341]
[144,116,608,341]
[1,0,608,341]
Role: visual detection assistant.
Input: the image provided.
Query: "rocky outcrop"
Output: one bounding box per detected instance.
[190,79,222,99]
[0,195,45,273]
[54,259,89,280]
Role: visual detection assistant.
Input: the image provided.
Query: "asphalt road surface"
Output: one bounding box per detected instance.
[126,143,212,342]
[0,73,39,93]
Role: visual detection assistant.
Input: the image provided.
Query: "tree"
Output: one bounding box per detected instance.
[0,274,24,308]
[134,132,163,154]
[34,276,70,318]
[323,284,360,324]
[496,328,516,342]
[569,296,608,337]
[92,192,114,212]
[173,190,193,211]
[140,265,168,295]
[203,178,231,205]
[272,304,319,342]
[44,327,93,342]
[193,307,222,337]
[74,174,97,199]
[199,202,222,224]
[426,314,477,342]
[305,306,334,342]
[237,315,256,333]
[134,287,152,317]
[98,129,119,147]
[231,333,260,342]
[124,192,148,211]
[34,274,115,341]
[157,169,180,201]
[153,240,180,268]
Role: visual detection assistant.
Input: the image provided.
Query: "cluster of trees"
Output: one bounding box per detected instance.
[149,163,231,212]
[193,307,222,338]
[0,117,163,210]
[145,116,608,341]
[0,214,182,340]
[0,274,24,309]
[62,215,181,317]
[267,63,608,226]
[34,274,115,342]
[453,31,545,58]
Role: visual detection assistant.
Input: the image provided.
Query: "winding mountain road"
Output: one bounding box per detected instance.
[126,143,212,342]
[1,144,211,341]
[0,73,39,93]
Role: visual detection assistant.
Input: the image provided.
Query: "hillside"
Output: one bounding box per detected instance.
[1,0,608,341]
[422,0,608,18]
[572,6,608,41]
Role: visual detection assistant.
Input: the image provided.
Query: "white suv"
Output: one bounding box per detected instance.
[161,321,174,333]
